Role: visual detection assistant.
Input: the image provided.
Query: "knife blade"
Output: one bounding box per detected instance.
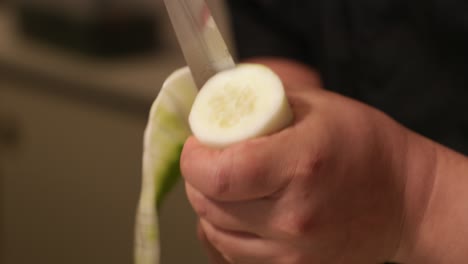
[163,0,236,89]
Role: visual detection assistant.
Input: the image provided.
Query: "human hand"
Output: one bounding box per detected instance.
[181,59,428,263]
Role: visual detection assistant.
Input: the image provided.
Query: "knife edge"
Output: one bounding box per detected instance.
[163,0,236,89]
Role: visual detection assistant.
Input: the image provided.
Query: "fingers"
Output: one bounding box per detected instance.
[197,223,231,264]
[186,182,274,236]
[200,218,279,264]
[181,135,295,202]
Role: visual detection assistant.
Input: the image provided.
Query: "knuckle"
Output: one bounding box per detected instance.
[245,162,268,186]
[301,153,325,176]
[291,151,326,188]
[204,227,224,253]
[280,252,308,264]
[208,159,233,198]
[187,190,209,218]
[273,210,315,238]
[196,223,205,241]
[202,225,236,263]
[237,142,270,180]
[228,255,251,264]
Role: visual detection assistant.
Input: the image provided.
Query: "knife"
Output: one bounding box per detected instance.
[163,0,236,89]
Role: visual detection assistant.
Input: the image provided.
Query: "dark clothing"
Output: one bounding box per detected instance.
[227,0,468,154]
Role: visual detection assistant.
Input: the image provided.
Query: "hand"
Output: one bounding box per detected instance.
[181,59,430,263]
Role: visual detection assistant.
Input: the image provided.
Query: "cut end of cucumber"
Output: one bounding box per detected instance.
[189,64,293,148]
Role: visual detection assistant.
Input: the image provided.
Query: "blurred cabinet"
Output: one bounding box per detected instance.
[14,0,160,57]
[0,80,206,264]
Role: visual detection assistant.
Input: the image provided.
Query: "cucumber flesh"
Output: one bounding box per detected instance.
[189,64,293,148]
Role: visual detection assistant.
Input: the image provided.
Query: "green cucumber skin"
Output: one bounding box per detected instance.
[135,67,197,264]
[155,144,184,209]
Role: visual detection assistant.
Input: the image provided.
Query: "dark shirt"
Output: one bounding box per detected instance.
[227,0,468,154]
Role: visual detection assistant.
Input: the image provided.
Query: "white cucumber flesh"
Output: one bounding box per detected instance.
[189,63,293,148]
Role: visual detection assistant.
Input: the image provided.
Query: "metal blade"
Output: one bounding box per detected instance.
[163,0,236,89]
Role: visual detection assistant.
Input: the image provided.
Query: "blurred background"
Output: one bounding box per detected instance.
[0,0,234,263]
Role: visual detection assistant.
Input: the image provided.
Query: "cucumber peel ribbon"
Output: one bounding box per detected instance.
[134,67,197,264]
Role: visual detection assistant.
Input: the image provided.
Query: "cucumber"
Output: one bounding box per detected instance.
[134,64,292,264]
[189,64,293,148]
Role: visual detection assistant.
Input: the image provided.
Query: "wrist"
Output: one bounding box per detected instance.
[392,131,438,262]
[394,132,468,263]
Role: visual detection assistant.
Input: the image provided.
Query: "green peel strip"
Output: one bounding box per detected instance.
[134,67,197,264]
